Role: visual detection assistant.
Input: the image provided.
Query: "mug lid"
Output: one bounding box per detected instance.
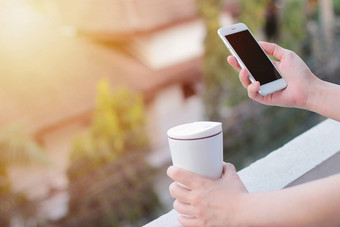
[167,121,222,140]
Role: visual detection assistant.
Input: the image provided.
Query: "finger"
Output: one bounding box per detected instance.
[224,162,237,173]
[227,55,242,71]
[173,200,195,216]
[247,82,266,103]
[167,166,207,190]
[222,162,236,177]
[169,182,191,202]
[259,41,287,61]
[239,68,251,88]
[178,215,202,227]
[247,81,260,98]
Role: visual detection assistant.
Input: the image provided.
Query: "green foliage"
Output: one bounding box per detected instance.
[70,81,148,163]
[92,82,147,155]
[64,80,160,226]
[196,0,245,121]
[239,0,269,33]
[335,0,340,15]
[279,0,307,53]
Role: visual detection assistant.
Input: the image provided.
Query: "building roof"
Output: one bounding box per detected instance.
[57,0,198,35]
[0,29,201,135]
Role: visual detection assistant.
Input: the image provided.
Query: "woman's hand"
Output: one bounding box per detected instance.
[167,163,248,227]
[227,41,319,109]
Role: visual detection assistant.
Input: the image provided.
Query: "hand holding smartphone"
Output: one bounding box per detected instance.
[218,23,287,96]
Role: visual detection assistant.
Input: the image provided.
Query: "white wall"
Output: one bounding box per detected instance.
[146,84,204,168]
[130,19,205,70]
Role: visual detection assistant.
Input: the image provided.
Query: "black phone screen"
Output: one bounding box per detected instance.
[225,30,281,85]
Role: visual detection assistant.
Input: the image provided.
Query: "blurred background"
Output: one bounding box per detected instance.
[0,0,339,226]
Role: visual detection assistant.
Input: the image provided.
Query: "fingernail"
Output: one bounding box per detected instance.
[167,166,175,176]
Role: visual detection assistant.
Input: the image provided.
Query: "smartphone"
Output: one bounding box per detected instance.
[218,23,287,96]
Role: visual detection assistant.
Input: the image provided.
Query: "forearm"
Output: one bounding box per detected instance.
[241,174,340,226]
[306,77,340,122]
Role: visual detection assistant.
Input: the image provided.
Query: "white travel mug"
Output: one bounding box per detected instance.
[167,121,223,189]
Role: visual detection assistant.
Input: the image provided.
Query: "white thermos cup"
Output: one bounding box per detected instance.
[167,121,223,189]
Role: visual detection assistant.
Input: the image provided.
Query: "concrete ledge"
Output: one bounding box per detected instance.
[238,119,340,192]
[144,119,340,227]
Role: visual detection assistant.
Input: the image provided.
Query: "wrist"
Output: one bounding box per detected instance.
[305,78,340,121]
[304,76,326,112]
[304,76,337,118]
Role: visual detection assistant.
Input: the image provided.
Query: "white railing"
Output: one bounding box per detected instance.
[145,118,340,226]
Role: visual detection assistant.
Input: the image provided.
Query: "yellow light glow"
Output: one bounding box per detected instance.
[0,2,41,36]
[0,0,49,56]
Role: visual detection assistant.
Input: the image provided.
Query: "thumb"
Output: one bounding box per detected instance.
[222,162,236,177]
